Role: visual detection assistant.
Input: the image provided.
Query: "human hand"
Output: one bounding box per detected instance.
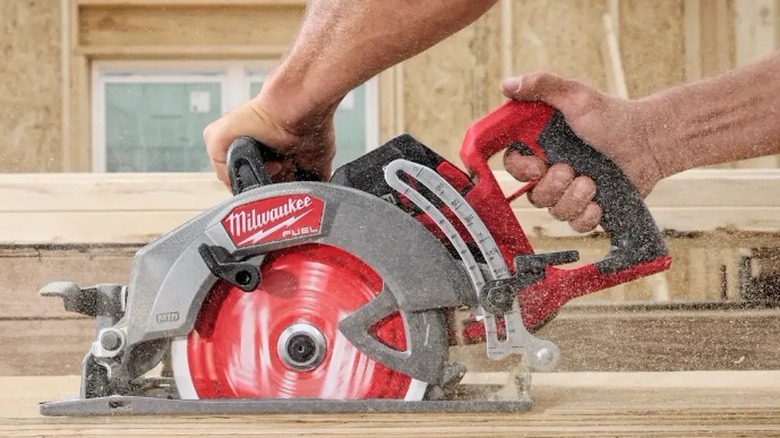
[501,72,665,232]
[203,95,336,189]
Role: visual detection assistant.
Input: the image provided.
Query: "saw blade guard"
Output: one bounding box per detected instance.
[459,99,672,330]
[110,136,477,396]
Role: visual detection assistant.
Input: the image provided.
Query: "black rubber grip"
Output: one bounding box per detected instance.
[226,136,322,196]
[513,110,668,273]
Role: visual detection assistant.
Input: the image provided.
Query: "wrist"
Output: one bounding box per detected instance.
[252,69,341,138]
[635,92,689,179]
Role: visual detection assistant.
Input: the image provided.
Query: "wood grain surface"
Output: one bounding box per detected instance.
[2,372,779,437]
[5,305,780,376]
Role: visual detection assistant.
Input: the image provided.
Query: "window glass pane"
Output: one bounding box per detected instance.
[105,82,221,172]
[249,82,368,169]
[333,87,367,169]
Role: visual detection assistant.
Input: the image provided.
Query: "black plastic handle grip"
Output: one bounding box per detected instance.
[460,100,668,274]
[520,109,668,273]
[226,136,322,196]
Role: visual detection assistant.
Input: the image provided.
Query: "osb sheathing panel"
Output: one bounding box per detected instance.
[619,0,686,98]
[512,0,610,93]
[0,0,62,172]
[79,4,305,47]
[402,7,504,165]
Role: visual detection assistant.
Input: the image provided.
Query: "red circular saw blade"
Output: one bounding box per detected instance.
[182,244,419,399]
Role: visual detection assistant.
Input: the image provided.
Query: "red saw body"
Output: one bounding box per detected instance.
[39,99,671,416]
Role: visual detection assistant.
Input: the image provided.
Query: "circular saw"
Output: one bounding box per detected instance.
[38,100,671,416]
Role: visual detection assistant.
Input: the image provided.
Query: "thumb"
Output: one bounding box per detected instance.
[501,72,583,109]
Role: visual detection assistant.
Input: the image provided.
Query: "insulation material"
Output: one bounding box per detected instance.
[511,0,610,93]
[402,7,503,165]
[619,0,687,98]
[0,0,62,172]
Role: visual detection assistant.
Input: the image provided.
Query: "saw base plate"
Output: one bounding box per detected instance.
[39,396,532,416]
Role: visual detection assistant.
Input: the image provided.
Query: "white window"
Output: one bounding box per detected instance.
[92,61,379,173]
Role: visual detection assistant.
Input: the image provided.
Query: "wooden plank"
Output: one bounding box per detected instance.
[0,246,136,319]
[0,172,227,212]
[2,169,780,243]
[453,305,780,373]
[501,169,780,208]
[60,0,72,174]
[4,169,780,212]
[5,373,780,436]
[8,305,780,376]
[733,0,778,169]
[77,0,307,6]
[2,206,780,244]
[78,3,305,48]
[600,11,628,99]
[0,211,203,244]
[77,44,290,59]
[684,0,702,81]
[0,236,767,321]
[0,319,93,377]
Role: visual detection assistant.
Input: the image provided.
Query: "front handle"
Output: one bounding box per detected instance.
[461,99,668,273]
[226,136,322,196]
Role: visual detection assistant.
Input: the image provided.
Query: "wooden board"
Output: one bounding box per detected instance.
[7,305,780,376]
[2,169,780,244]
[2,372,780,436]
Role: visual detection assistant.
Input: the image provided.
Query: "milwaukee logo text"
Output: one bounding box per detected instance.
[222,194,325,247]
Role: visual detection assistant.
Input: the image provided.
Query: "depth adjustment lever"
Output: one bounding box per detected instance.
[198,244,261,292]
[479,250,580,314]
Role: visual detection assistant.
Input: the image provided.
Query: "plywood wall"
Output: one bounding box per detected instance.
[0,0,62,172]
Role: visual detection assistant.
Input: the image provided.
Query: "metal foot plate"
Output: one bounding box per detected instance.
[40,396,532,416]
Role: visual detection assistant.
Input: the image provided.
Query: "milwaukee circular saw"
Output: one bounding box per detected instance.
[39,100,671,416]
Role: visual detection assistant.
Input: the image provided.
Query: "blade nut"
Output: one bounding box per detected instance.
[481,283,515,314]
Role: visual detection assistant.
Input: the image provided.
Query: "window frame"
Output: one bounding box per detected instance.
[91,60,380,173]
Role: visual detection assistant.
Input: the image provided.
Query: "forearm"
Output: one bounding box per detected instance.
[259,0,498,131]
[644,50,780,176]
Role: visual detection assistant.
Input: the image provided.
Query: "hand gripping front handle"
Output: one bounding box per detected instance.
[460,100,672,329]
[226,136,321,195]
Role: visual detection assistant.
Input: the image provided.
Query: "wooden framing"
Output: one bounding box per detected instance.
[60,0,406,172]
[62,0,306,171]
[733,0,778,169]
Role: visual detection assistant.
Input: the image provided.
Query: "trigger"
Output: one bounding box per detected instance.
[506,180,539,203]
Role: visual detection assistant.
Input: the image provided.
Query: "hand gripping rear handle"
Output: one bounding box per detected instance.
[460,99,672,328]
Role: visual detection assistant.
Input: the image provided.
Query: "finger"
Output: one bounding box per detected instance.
[527,163,575,208]
[569,203,602,233]
[501,72,584,108]
[548,176,597,222]
[504,150,547,182]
